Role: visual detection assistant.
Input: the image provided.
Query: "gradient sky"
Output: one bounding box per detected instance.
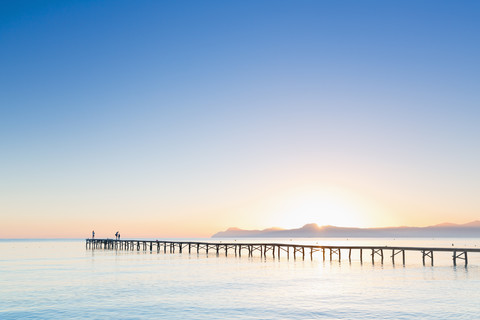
[1,1,479,238]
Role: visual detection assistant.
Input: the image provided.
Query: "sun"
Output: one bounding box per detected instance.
[265,186,371,229]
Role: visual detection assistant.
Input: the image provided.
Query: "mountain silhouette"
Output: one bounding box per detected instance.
[212,221,480,238]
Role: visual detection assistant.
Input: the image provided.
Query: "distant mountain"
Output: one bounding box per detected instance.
[462,220,480,227]
[432,222,458,227]
[212,227,285,237]
[432,220,480,227]
[211,221,480,238]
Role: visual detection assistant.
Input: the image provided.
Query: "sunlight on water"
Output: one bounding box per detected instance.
[1,239,479,319]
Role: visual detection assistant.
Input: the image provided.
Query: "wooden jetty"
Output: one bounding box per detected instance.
[85,239,480,267]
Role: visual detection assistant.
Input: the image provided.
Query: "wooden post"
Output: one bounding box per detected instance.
[84,240,480,269]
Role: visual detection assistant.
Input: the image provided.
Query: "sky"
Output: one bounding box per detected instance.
[1,0,479,238]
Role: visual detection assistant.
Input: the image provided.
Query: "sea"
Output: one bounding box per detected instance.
[1,238,480,319]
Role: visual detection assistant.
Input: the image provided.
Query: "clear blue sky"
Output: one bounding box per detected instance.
[1,1,479,237]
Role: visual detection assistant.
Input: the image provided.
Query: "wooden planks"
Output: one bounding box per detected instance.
[85,239,479,267]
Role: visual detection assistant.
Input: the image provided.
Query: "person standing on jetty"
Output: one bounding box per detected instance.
[92,230,95,239]
[115,231,118,240]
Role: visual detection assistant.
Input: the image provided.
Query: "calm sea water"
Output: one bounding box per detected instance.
[1,238,480,319]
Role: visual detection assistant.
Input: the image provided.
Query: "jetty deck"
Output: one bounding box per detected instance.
[86,239,480,267]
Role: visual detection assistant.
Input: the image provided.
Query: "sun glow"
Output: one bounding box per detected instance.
[263,186,373,229]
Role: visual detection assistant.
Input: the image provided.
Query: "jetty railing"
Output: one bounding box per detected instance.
[85,239,480,267]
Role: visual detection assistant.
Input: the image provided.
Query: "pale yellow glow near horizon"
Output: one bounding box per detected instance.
[229,184,384,230]
[2,180,476,238]
[269,187,371,229]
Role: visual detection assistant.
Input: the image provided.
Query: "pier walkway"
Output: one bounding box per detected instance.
[86,239,480,267]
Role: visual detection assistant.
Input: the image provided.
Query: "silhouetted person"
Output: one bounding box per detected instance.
[118,233,120,240]
[92,230,95,239]
[115,231,118,240]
